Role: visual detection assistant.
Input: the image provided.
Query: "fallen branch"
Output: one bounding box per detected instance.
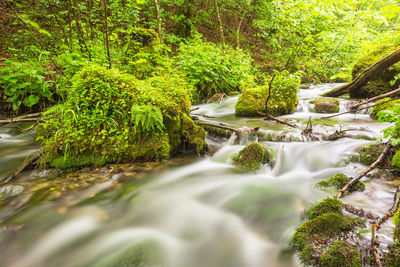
[3,150,42,184]
[336,142,391,199]
[342,203,379,220]
[370,186,400,267]
[324,99,395,119]
[0,112,44,125]
[347,87,400,110]
[323,48,400,97]
[256,112,298,128]
[196,120,242,135]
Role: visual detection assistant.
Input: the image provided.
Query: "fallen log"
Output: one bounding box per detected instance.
[195,120,242,135]
[336,142,391,199]
[256,111,298,128]
[323,48,400,97]
[347,87,400,110]
[0,112,44,125]
[3,150,42,184]
[342,203,379,220]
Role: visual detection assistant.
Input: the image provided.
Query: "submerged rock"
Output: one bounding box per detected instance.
[310,98,339,113]
[358,143,391,167]
[233,143,271,171]
[316,173,365,193]
[350,44,400,98]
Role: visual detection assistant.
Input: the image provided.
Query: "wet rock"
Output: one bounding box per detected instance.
[310,98,339,113]
[0,185,24,198]
[207,93,225,103]
[358,143,392,167]
[233,143,271,171]
[316,173,365,192]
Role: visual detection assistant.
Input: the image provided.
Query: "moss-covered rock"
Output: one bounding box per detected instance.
[305,198,342,220]
[319,241,361,267]
[311,98,340,114]
[316,173,365,192]
[207,93,225,103]
[392,150,400,171]
[37,65,206,169]
[385,243,400,267]
[358,143,390,167]
[235,71,300,117]
[350,44,400,98]
[233,143,271,171]
[370,98,400,119]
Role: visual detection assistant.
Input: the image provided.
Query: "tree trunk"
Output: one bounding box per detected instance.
[154,0,163,44]
[323,48,400,97]
[214,0,225,49]
[101,0,111,68]
[236,9,246,49]
[69,0,92,60]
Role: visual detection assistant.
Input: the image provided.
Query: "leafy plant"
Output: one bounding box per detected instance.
[377,105,400,145]
[131,104,164,134]
[0,59,55,111]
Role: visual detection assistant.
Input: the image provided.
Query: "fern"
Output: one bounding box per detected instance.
[131,104,164,134]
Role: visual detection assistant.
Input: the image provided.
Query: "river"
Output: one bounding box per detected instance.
[0,84,397,267]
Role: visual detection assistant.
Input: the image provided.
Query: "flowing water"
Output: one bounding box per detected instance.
[0,84,398,267]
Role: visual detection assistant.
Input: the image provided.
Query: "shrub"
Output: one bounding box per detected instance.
[0,59,55,113]
[175,38,254,102]
[37,64,206,168]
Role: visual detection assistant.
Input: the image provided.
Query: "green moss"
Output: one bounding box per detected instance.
[207,93,225,103]
[299,244,316,266]
[305,198,342,220]
[233,143,271,171]
[316,173,365,192]
[358,144,388,166]
[355,134,376,141]
[319,241,361,267]
[370,98,400,119]
[37,65,206,169]
[235,71,300,117]
[292,213,363,250]
[393,150,400,171]
[394,210,400,242]
[385,243,400,267]
[350,44,400,98]
[311,98,340,114]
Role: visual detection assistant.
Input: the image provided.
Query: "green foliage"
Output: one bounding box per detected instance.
[378,106,400,146]
[316,173,365,193]
[0,59,55,112]
[319,241,361,267]
[37,64,205,168]
[370,98,400,120]
[385,243,400,267]
[175,38,254,102]
[235,70,301,116]
[305,198,342,220]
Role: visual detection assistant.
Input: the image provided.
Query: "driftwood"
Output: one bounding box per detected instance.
[347,87,400,110]
[195,120,242,135]
[336,142,391,199]
[370,186,400,267]
[3,150,42,184]
[323,48,400,97]
[342,203,379,220]
[256,112,298,128]
[0,112,44,125]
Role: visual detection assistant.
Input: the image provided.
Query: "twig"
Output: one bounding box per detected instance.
[0,117,44,125]
[336,142,391,199]
[196,120,241,134]
[257,112,297,128]
[342,203,379,220]
[324,99,396,119]
[347,87,400,110]
[3,150,42,184]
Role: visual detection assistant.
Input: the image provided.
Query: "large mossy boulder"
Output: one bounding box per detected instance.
[370,97,400,119]
[310,98,340,114]
[235,71,300,117]
[37,65,206,169]
[350,44,400,98]
[233,143,272,171]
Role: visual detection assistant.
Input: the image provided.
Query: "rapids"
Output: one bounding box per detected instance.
[0,84,398,267]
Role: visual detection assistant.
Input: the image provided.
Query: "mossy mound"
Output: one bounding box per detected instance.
[370,98,400,119]
[385,243,400,267]
[316,173,365,192]
[233,143,272,171]
[37,65,206,169]
[311,98,340,113]
[392,150,400,171]
[235,71,300,117]
[350,44,400,98]
[319,241,361,267]
[305,198,342,220]
[291,198,364,265]
[358,143,391,167]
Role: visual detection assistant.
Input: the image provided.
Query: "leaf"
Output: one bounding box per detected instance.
[23,95,40,107]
